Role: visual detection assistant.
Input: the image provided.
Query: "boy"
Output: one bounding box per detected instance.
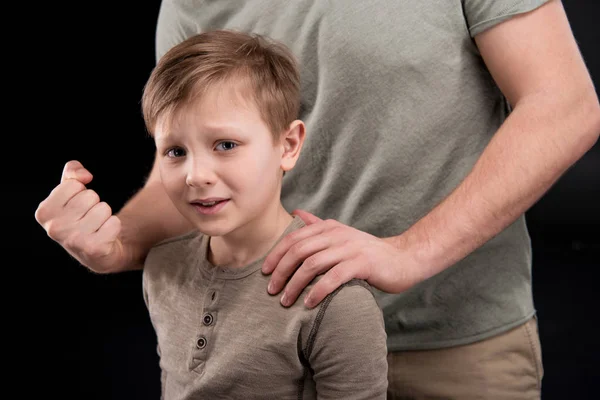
[140,30,388,399]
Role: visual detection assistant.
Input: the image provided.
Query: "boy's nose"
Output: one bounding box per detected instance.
[185,162,217,187]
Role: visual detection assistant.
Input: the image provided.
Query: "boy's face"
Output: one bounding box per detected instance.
[153,83,288,238]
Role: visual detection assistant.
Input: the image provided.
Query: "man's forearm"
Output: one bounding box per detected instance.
[391,91,600,281]
[116,176,194,271]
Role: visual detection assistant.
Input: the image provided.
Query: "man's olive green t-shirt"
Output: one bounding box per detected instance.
[155,0,550,350]
[143,217,388,399]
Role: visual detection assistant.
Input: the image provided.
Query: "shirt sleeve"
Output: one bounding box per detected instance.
[305,280,388,400]
[462,0,552,37]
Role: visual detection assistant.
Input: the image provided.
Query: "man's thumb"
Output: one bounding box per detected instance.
[61,160,93,184]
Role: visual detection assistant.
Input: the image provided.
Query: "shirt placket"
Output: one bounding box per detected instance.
[189,269,224,374]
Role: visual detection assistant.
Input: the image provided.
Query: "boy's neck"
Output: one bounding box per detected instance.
[208,203,294,268]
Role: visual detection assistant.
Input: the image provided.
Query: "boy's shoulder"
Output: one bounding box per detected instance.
[145,229,205,267]
[317,278,379,313]
[299,277,386,360]
[304,277,381,331]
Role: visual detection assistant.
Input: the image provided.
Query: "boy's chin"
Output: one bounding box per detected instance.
[196,226,230,237]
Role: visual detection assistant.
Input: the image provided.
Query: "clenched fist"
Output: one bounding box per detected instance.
[35,160,125,273]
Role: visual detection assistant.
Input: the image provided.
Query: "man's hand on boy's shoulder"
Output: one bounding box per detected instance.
[262,209,425,309]
[35,160,127,274]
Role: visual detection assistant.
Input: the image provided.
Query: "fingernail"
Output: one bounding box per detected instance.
[304,294,314,309]
[280,292,288,307]
[268,282,274,294]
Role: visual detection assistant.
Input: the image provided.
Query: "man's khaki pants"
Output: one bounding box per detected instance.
[387,317,544,399]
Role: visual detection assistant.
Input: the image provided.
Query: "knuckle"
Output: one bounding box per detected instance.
[289,242,305,259]
[34,202,49,223]
[107,215,122,234]
[331,225,347,235]
[65,179,86,192]
[45,221,62,240]
[302,255,319,272]
[96,201,112,217]
[324,219,338,229]
[328,267,344,284]
[63,231,84,251]
[80,237,105,258]
[282,230,299,246]
[295,239,311,253]
[83,189,100,205]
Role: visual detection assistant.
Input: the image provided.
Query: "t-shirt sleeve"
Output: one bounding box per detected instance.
[305,280,388,399]
[462,0,552,37]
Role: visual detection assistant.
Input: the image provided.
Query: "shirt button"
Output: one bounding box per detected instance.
[196,336,207,349]
[203,313,214,326]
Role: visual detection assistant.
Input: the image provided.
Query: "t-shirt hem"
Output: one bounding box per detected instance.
[386,311,537,352]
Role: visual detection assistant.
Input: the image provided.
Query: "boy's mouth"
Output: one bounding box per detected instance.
[197,200,219,206]
[190,198,230,215]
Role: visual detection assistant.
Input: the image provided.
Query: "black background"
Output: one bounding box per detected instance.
[19,1,599,399]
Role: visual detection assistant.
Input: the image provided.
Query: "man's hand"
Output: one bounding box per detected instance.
[35,160,126,273]
[262,209,425,308]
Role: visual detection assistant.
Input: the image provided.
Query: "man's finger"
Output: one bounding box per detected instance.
[51,179,88,208]
[78,201,113,234]
[66,189,101,220]
[291,209,322,225]
[36,179,88,225]
[61,160,93,184]
[268,235,332,295]
[304,262,358,309]
[279,246,345,307]
[263,220,331,275]
[93,215,121,245]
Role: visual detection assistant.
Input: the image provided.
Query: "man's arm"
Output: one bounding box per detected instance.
[35,156,193,274]
[388,0,600,278]
[263,0,600,307]
[115,155,194,271]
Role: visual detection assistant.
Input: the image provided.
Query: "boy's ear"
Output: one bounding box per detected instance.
[280,120,306,172]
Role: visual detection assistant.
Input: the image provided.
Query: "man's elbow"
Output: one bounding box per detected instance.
[565,86,600,159]
[585,95,600,149]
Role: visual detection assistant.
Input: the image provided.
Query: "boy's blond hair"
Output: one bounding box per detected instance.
[142,29,300,139]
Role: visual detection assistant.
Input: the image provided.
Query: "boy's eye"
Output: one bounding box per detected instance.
[215,141,237,151]
[166,147,186,158]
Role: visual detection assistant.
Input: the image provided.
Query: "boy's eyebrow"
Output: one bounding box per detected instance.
[199,124,247,136]
[153,129,176,146]
[154,124,246,143]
